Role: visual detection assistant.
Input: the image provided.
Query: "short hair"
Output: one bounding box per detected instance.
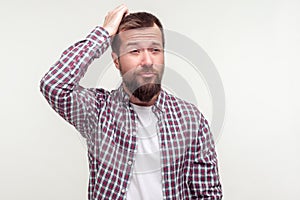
[111,12,164,55]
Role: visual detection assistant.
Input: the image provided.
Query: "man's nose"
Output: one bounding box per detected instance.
[141,50,153,66]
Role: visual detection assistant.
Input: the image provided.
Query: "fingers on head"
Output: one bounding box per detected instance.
[115,4,128,13]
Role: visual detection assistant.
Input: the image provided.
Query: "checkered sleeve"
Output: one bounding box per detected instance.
[40,26,110,138]
[190,114,223,199]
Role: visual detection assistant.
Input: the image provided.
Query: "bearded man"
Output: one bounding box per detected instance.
[40,4,222,200]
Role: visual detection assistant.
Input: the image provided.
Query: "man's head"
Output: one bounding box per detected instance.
[111,12,165,103]
[111,12,165,54]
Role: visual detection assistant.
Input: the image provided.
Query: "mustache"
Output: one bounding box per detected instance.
[136,64,157,73]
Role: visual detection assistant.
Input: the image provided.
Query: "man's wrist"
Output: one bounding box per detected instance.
[86,26,111,48]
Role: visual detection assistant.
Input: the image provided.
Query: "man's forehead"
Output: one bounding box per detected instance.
[118,26,163,44]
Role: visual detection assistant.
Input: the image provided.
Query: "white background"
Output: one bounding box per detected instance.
[1,0,299,199]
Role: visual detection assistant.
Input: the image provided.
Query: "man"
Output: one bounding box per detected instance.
[40,4,222,200]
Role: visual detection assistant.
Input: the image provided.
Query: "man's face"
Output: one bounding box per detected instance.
[113,25,165,102]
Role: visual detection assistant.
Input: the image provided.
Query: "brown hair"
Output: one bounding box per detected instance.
[111,12,164,55]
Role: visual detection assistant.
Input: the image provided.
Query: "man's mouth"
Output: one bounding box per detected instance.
[138,72,156,78]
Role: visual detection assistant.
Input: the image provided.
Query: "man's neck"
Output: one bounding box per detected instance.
[122,84,160,107]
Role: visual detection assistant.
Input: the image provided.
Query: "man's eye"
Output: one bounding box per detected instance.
[150,48,162,53]
[129,49,140,54]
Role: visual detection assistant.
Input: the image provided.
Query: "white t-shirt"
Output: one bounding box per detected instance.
[126,103,163,200]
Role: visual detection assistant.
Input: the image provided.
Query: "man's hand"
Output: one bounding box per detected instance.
[103,4,129,36]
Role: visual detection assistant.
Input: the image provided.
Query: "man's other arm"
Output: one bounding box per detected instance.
[190,114,223,199]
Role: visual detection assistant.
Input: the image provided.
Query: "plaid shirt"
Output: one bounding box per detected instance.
[40,26,222,199]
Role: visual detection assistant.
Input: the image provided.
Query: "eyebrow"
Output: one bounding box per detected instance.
[125,41,162,47]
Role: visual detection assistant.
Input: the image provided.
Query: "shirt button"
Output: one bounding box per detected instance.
[128,160,132,165]
[121,189,126,194]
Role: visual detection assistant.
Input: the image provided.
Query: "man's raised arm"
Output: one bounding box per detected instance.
[39,5,128,138]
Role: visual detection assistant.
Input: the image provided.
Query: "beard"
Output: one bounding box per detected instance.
[121,64,163,102]
[130,83,161,102]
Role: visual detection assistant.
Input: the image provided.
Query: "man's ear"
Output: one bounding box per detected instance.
[111,52,120,70]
